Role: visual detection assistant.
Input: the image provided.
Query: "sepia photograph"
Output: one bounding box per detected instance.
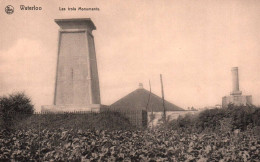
[1,0,260,161]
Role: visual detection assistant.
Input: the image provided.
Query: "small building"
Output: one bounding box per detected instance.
[110,83,184,112]
[222,67,252,108]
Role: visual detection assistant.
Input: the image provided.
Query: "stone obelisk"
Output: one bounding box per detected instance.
[230,67,242,95]
[42,18,101,112]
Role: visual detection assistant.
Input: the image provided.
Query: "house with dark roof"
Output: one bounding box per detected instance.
[110,83,184,112]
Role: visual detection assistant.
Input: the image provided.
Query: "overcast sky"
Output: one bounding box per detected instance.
[1,0,260,111]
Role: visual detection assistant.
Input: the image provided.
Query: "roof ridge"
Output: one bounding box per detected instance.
[111,87,184,111]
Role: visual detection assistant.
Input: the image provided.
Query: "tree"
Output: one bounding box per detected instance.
[0,92,34,130]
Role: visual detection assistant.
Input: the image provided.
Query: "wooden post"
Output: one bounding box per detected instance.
[160,74,166,123]
[146,80,151,112]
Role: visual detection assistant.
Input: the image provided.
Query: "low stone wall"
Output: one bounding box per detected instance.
[148,111,198,127]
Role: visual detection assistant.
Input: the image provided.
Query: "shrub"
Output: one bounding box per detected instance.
[252,109,260,126]
[169,113,198,133]
[157,114,172,130]
[170,104,260,133]
[0,92,34,130]
[14,111,135,131]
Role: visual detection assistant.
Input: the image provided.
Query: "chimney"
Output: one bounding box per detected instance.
[138,83,143,89]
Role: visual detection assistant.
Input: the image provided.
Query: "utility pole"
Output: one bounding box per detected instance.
[160,74,166,123]
[146,80,154,129]
[146,80,152,112]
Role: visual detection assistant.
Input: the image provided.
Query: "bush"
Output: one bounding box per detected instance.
[0,92,34,130]
[170,104,260,133]
[252,109,260,126]
[176,114,194,128]
[226,105,255,131]
[14,111,135,131]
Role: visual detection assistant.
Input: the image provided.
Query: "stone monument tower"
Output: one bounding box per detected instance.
[42,18,101,112]
[222,67,252,108]
[230,67,242,96]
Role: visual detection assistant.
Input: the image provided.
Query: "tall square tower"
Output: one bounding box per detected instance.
[42,18,101,112]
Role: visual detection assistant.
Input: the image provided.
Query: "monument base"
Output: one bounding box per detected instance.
[41,104,101,113]
[222,95,252,108]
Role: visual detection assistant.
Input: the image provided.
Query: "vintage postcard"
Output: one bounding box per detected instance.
[1,0,260,161]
